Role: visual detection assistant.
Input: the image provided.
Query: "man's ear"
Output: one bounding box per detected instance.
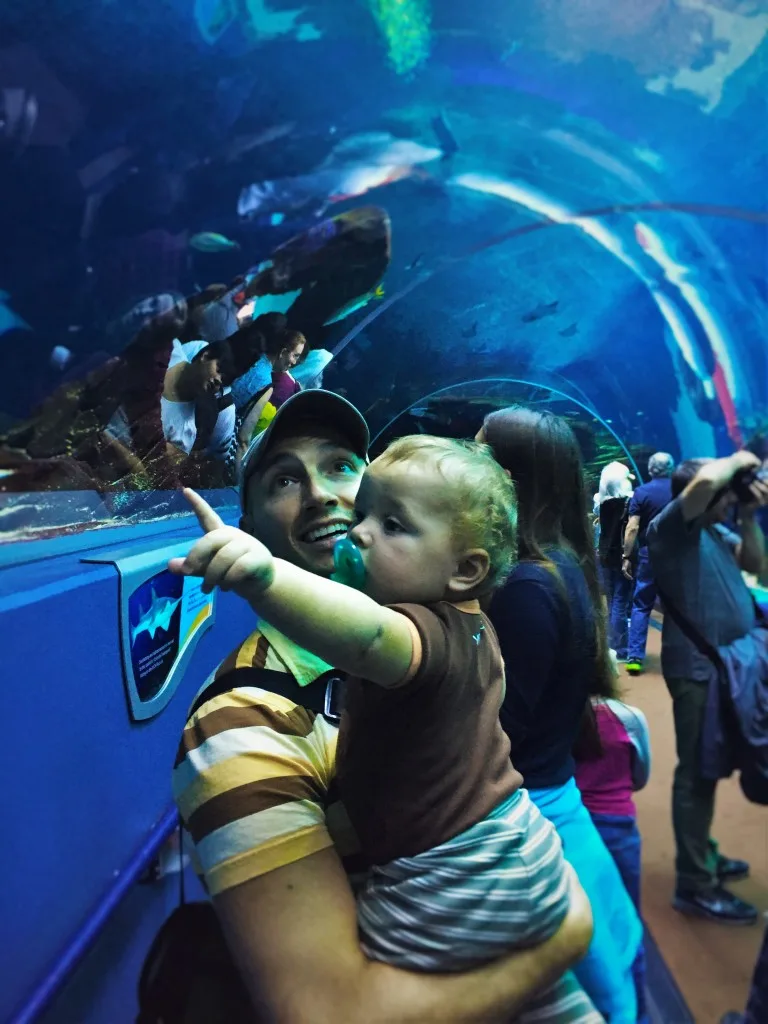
[447,549,490,597]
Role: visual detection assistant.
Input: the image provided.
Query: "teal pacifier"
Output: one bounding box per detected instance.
[331,536,366,590]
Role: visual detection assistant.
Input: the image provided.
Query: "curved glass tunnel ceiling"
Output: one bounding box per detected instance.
[0,0,766,539]
[371,378,644,485]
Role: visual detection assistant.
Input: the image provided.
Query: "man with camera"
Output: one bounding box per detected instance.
[647,451,768,925]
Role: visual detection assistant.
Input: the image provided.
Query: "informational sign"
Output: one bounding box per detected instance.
[83,540,216,721]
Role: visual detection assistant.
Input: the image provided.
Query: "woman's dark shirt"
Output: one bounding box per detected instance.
[489,548,597,789]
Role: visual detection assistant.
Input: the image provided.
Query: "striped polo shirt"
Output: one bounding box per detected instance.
[172,622,361,896]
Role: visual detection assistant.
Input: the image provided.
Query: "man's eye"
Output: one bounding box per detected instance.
[271,475,296,491]
[384,517,405,534]
[333,459,357,474]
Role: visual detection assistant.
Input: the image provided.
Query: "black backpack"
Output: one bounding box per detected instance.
[136,667,344,1024]
[136,899,255,1024]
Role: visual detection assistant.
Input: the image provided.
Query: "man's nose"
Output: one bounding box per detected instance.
[303,474,339,508]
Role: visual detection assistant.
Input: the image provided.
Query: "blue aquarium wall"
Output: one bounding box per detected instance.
[1,0,767,1020]
[0,519,254,1023]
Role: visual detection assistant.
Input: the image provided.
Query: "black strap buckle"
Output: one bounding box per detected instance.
[323,675,345,724]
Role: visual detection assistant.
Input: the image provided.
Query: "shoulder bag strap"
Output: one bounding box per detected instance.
[189,665,345,721]
[656,585,725,671]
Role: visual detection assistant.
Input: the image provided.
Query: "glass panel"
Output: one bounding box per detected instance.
[1,1,766,544]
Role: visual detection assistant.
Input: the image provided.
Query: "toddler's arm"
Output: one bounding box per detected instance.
[169,488,416,688]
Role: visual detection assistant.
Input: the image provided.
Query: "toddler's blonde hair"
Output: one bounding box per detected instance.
[375,434,518,593]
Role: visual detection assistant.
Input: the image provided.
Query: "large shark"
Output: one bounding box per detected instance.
[238,131,444,221]
[131,584,182,645]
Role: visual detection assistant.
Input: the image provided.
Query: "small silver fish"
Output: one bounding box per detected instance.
[189,232,240,253]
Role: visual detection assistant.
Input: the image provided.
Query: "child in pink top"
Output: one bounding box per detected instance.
[575,698,651,1024]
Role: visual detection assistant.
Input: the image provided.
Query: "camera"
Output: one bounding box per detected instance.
[732,465,768,504]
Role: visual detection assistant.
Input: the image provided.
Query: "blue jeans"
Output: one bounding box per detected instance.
[529,779,642,1023]
[602,567,632,659]
[591,813,647,1024]
[627,548,656,662]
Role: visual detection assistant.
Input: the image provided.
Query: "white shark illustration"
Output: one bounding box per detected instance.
[131,584,182,645]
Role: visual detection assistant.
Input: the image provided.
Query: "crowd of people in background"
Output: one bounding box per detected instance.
[594,445,768,1024]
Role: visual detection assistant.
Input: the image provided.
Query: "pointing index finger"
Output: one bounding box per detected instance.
[183,488,226,534]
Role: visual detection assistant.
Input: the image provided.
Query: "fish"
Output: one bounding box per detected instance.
[189,232,241,253]
[521,300,559,323]
[320,132,442,170]
[238,131,444,221]
[559,323,579,338]
[0,291,30,337]
[323,285,385,326]
[50,345,73,370]
[131,585,182,645]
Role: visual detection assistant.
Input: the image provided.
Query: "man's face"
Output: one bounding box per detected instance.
[243,429,365,575]
[187,354,223,397]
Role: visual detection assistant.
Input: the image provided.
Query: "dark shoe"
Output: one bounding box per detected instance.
[625,660,644,676]
[717,854,750,882]
[673,886,758,925]
[719,1015,745,1024]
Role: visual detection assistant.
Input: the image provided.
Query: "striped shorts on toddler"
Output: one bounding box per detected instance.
[358,788,602,1023]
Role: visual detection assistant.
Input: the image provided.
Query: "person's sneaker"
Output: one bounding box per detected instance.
[625,660,644,676]
[717,854,750,882]
[673,886,758,925]
[719,1014,745,1024]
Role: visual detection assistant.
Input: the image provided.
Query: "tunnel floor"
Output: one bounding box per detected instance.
[628,619,767,1023]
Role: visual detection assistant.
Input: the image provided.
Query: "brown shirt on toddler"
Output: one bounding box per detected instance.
[336,601,523,866]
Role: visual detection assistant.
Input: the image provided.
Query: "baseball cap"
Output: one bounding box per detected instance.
[238,389,370,510]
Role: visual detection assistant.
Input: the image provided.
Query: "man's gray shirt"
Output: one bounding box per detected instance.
[647,498,756,682]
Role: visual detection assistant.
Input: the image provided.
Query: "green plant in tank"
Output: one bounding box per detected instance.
[369,0,431,76]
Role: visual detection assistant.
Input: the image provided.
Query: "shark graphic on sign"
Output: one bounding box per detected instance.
[130,585,182,645]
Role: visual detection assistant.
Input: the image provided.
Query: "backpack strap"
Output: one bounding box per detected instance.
[189,665,345,722]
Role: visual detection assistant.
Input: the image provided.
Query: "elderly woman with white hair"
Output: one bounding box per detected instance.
[598,462,635,660]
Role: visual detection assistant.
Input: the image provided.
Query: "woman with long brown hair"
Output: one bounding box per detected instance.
[479,406,643,1023]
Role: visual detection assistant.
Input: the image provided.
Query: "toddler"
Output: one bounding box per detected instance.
[171,434,601,1023]
[575,695,651,1023]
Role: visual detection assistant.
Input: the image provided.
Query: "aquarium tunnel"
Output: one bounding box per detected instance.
[1,2,767,1022]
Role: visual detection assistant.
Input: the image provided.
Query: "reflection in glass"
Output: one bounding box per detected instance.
[1,2,766,544]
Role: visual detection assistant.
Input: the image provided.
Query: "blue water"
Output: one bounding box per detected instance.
[1,1,767,540]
